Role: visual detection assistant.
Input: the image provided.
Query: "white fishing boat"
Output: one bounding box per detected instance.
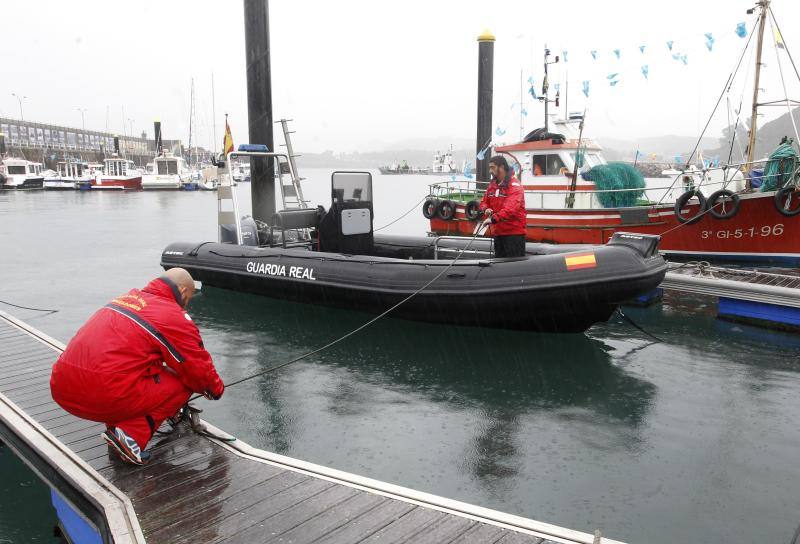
[141,152,191,190]
[44,160,92,190]
[0,158,44,190]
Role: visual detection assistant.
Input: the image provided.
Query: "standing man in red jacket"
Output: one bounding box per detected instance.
[50,268,224,465]
[479,155,527,258]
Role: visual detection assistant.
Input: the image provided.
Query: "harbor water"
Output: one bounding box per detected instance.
[1,170,800,544]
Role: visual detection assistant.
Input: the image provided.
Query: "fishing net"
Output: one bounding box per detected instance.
[760,138,799,192]
[581,162,646,208]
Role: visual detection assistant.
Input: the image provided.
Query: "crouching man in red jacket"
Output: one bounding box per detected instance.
[50,268,224,465]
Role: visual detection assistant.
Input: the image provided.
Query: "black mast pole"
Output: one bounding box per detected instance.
[476,30,495,189]
[244,0,276,222]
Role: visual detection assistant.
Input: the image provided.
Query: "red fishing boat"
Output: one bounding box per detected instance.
[92,157,142,190]
[426,1,800,265]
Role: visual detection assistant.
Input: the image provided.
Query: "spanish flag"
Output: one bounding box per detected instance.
[222,116,234,155]
[564,252,597,271]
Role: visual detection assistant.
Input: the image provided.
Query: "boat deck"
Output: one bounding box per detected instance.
[662,262,800,307]
[0,310,618,544]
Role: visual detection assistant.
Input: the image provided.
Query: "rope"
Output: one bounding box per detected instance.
[0,299,59,315]
[374,194,430,232]
[615,307,663,343]
[189,224,491,401]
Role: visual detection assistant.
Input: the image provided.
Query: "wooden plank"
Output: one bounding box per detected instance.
[25,403,63,418]
[139,458,291,533]
[496,532,546,544]
[252,490,386,544]
[14,393,58,411]
[312,498,417,544]
[0,369,51,389]
[5,384,53,403]
[2,378,52,395]
[0,350,56,368]
[448,523,510,544]
[208,482,357,544]
[410,516,477,543]
[0,361,54,382]
[149,470,320,543]
[358,506,443,543]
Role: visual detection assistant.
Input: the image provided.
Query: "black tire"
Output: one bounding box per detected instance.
[422,198,439,219]
[775,186,800,217]
[465,199,481,220]
[436,199,457,221]
[707,190,740,220]
[674,190,707,224]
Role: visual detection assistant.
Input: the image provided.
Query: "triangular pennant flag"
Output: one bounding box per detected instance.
[641,65,649,79]
[521,107,528,116]
[495,126,506,137]
[735,22,747,38]
[613,49,621,59]
[610,79,620,87]
[666,40,674,51]
[639,45,646,54]
[590,50,597,60]
[582,80,590,97]
[527,76,534,85]
[705,33,715,51]
[554,83,560,92]
[607,73,619,80]
[774,27,785,49]
[528,85,537,99]
[562,50,568,62]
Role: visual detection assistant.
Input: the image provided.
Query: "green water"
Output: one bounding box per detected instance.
[1,173,800,543]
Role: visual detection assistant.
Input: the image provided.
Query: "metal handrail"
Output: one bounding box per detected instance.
[433,236,493,260]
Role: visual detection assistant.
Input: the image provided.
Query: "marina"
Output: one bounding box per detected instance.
[3,0,800,543]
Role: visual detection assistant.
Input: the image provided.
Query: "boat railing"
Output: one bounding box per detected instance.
[433,236,493,260]
[428,158,799,210]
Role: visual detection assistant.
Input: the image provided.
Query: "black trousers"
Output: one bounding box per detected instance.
[493,235,526,258]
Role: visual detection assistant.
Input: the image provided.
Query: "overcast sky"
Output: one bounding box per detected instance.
[2,0,799,153]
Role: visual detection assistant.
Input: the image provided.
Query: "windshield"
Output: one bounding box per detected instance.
[7,165,26,175]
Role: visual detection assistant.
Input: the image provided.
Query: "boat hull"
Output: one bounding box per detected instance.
[91,176,142,190]
[161,234,666,333]
[430,191,800,265]
[2,176,44,190]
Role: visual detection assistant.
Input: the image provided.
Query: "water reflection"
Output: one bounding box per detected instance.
[190,287,658,490]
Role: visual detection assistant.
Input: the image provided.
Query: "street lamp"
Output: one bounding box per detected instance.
[11,93,27,121]
[77,108,87,131]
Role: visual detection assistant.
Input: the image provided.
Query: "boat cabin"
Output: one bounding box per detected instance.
[154,155,186,175]
[1,159,41,177]
[104,158,136,177]
[495,119,608,209]
[57,161,86,179]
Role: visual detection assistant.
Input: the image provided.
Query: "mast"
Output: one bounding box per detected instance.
[211,73,217,156]
[188,78,194,166]
[543,47,550,132]
[519,69,524,140]
[746,0,770,166]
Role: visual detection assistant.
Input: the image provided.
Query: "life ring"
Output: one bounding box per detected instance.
[707,190,740,220]
[436,199,457,221]
[674,190,707,224]
[465,199,481,220]
[422,198,439,219]
[774,186,800,217]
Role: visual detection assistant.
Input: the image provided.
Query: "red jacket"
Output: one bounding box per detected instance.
[51,278,224,415]
[479,173,527,236]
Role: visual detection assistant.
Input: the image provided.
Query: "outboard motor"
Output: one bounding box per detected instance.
[220,216,259,246]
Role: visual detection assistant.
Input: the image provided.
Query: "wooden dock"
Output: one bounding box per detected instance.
[0,309,622,544]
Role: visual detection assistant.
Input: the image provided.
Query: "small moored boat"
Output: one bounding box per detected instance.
[162,157,666,333]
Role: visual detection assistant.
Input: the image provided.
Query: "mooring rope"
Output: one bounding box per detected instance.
[189,222,492,401]
[0,299,59,315]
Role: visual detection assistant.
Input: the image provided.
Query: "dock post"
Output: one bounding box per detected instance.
[244,0,276,223]
[476,30,495,190]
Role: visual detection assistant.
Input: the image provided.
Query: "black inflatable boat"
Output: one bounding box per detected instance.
[162,169,666,333]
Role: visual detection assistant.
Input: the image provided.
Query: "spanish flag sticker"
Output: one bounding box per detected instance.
[565,252,597,271]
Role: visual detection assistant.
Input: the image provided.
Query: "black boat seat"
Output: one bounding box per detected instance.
[269,208,323,249]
